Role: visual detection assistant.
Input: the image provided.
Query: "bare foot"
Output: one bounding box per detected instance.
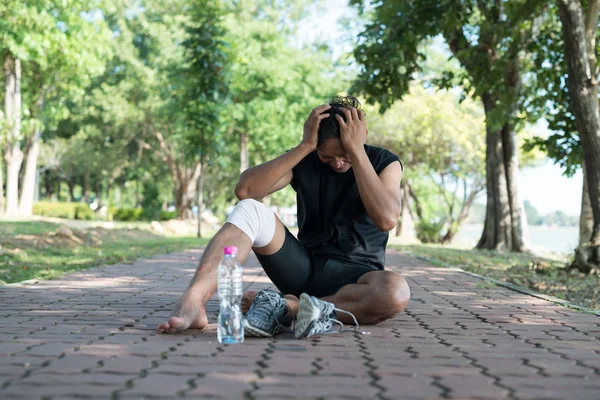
[157,291,208,334]
[242,291,258,314]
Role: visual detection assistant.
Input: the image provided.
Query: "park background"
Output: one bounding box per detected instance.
[1,0,599,310]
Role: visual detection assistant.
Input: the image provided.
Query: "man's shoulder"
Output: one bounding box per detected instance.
[365,145,402,173]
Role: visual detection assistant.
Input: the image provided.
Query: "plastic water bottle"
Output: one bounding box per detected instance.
[217,246,244,344]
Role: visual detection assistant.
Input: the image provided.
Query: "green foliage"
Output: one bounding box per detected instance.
[110,208,176,222]
[524,200,578,227]
[416,221,444,244]
[112,208,144,222]
[32,201,96,220]
[524,200,542,225]
[367,83,486,239]
[160,211,177,221]
[140,182,161,221]
[74,204,96,221]
[33,201,77,219]
[522,3,582,177]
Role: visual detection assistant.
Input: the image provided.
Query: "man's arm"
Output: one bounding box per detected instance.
[235,104,331,200]
[336,107,402,231]
[347,150,402,231]
[234,145,308,200]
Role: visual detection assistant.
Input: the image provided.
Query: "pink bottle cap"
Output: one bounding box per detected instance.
[224,246,238,255]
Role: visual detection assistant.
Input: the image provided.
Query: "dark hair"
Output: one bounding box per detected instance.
[317,95,363,147]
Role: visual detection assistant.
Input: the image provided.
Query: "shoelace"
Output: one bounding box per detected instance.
[310,307,360,336]
[251,291,295,332]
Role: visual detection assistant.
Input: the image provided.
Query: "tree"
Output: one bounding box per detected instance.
[349,0,553,251]
[175,0,230,225]
[2,52,22,216]
[0,0,110,216]
[522,2,592,246]
[224,0,341,177]
[367,84,486,244]
[555,0,600,271]
[524,200,543,225]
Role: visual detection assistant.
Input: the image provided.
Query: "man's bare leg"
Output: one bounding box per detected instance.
[157,223,252,333]
[323,270,410,325]
[280,271,410,327]
[157,212,288,334]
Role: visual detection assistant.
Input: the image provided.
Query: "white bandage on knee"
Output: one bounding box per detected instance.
[226,199,276,248]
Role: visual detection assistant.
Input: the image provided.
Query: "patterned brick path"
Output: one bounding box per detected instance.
[1,249,599,399]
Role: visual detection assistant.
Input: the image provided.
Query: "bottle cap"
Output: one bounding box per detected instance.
[224,246,238,255]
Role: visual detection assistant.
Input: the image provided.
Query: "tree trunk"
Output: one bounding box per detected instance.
[476,94,527,251]
[19,89,47,215]
[4,55,23,216]
[397,181,417,240]
[19,124,43,216]
[43,169,54,199]
[580,160,594,246]
[557,0,600,271]
[240,132,249,173]
[501,124,529,251]
[83,169,90,203]
[67,179,76,202]
[95,180,102,209]
[0,150,4,215]
[135,179,140,208]
[196,161,204,238]
[441,185,481,244]
[175,162,202,219]
[395,186,404,237]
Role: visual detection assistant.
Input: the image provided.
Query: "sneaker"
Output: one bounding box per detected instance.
[244,289,292,337]
[294,293,359,339]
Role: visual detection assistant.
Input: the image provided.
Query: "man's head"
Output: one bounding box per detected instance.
[316,96,363,173]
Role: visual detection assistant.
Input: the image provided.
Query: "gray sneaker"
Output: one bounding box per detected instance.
[295,293,358,339]
[244,289,292,337]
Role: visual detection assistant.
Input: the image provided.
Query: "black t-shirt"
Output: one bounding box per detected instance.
[291,145,402,269]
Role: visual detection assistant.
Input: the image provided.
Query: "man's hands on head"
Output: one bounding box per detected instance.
[302,104,331,151]
[336,107,367,155]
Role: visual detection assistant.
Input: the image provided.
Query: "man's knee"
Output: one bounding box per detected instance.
[226,199,276,247]
[368,271,411,315]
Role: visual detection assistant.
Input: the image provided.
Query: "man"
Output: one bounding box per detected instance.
[157,96,410,338]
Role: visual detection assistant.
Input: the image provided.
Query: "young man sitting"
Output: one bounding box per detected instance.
[157,96,410,338]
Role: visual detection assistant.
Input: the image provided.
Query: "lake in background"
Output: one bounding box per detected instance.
[453,224,579,256]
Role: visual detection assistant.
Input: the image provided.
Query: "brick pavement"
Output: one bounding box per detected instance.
[1,248,599,399]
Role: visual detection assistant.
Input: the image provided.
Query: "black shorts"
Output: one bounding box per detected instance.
[254,227,379,298]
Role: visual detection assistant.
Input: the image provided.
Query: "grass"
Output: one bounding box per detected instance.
[394,243,600,310]
[0,221,209,285]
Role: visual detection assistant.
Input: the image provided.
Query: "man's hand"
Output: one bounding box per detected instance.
[336,107,367,154]
[302,104,331,150]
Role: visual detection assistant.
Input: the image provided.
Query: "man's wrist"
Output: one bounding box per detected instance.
[298,142,316,153]
[347,143,366,158]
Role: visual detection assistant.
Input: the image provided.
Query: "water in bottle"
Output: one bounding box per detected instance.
[217,246,244,343]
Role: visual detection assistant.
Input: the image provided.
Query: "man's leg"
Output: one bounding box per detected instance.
[283,270,410,326]
[323,270,410,324]
[157,199,287,334]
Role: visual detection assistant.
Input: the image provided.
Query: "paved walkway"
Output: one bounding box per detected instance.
[1,249,599,399]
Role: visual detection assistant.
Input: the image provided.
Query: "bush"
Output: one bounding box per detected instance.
[141,182,162,220]
[33,202,76,219]
[33,202,98,220]
[74,204,96,220]
[416,220,444,244]
[113,208,144,221]
[160,210,177,221]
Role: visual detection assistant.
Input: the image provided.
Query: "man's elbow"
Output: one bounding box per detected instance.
[234,184,250,200]
[376,217,397,232]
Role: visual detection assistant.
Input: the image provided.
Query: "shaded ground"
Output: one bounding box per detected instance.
[1,249,599,399]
